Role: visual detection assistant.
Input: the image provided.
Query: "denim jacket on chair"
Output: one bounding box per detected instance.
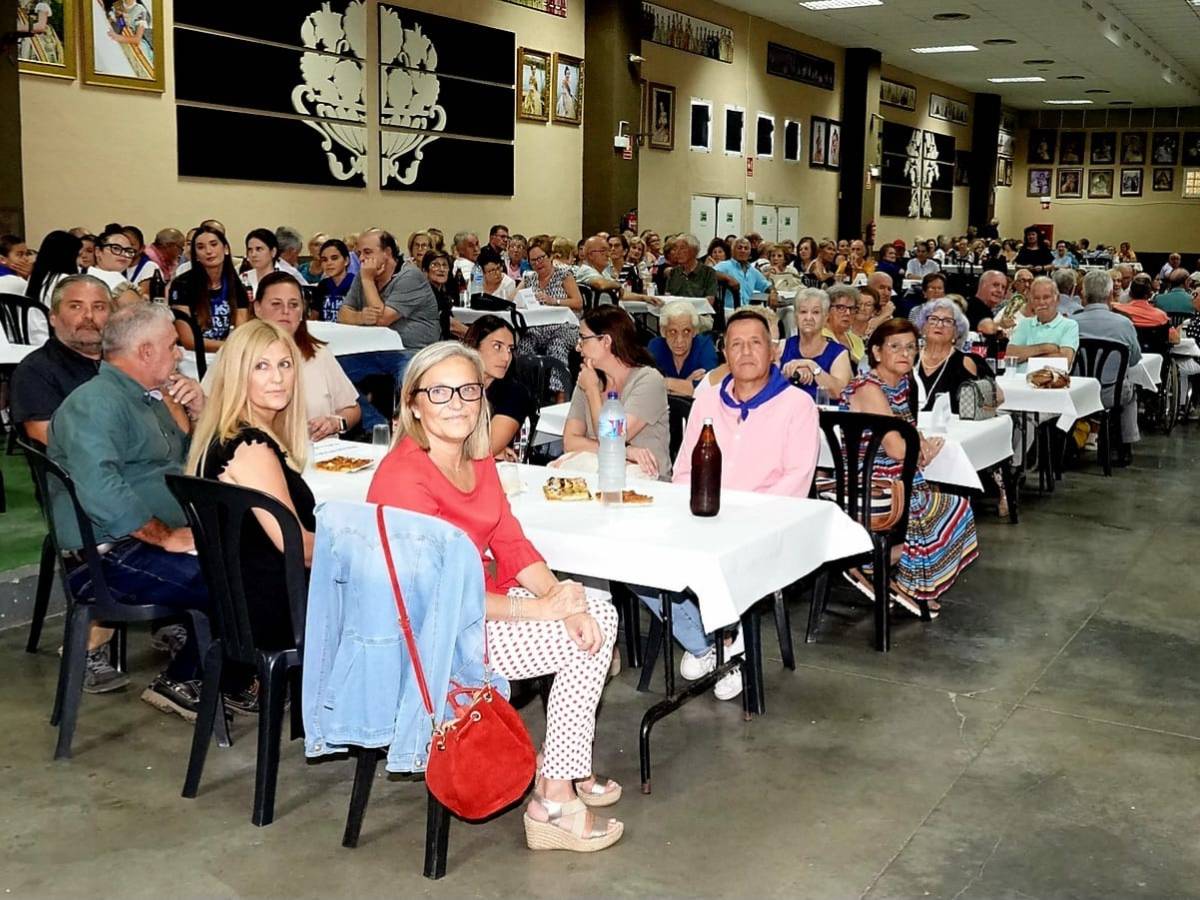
[303,501,501,773]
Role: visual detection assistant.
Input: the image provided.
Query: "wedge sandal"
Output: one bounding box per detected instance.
[523,792,624,852]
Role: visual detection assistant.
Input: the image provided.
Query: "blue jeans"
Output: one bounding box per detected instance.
[634,587,712,657]
[67,538,209,679]
[337,350,412,431]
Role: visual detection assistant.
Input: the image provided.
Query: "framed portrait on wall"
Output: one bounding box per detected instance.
[1059,132,1085,165]
[82,0,165,92]
[1152,167,1175,192]
[995,156,1006,187]
[517,48,551,122]
[648,83,675,150]
[1151,132,1179,165]
[826,119,841,169]
[810,116,827,167]
[1120,167,1143,197]
[1088,168,1114,199]
[1183,132,1200,166]
[1120,132,1146,165]
[1090,131,1116,165]
[1028,129,1056,165]
[1027,167,1052,198]
[551,52,583,125]
[1004,158,1013,186]
[1056,167,1082,198]
[17,0,77,80]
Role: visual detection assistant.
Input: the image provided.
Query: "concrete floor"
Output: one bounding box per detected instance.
[2,428,1198,899]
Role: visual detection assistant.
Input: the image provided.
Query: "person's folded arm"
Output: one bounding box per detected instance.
[1005,341,1059,362]
[562,415,598,454]
[559,274,584,312]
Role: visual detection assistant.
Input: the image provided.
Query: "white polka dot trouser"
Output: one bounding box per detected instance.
[486,596,617,781]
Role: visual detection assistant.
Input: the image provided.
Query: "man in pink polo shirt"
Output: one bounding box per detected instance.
[638,309,820,700]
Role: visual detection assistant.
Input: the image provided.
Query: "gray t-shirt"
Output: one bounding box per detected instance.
[343,263,440,350]
[566,366,671,478]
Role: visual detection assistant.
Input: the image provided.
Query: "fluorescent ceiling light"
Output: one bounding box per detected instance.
[799,0,882,8]
[1044,99,1093,104]
[987,76,1046,83]
[911,44,978,53]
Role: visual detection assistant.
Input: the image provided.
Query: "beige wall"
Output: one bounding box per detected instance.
[996,129,1200,249]
[19,0,583,246]
[635,0,843,239]
[874,64,973,246]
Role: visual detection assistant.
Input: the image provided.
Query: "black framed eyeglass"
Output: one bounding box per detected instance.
[102,244,137,257]
[926,316,956,327]
[830,304,855,312]
[578,333,604,344]
[413,383,484,404]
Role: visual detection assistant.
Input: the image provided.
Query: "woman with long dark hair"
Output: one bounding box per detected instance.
[563,305,670,478]
[168,225,249,351]
[241,228,280,297]
[27,230,82,306]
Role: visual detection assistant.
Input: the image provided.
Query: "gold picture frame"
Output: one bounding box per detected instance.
[82,0,165,92]
[517,47,551,123]
[17,0,78,80]
[551,52,583,126]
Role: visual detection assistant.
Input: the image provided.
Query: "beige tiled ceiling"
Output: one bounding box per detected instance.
[719,0,1200,109]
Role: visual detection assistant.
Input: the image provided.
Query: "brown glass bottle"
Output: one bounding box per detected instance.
[690,418,722,517]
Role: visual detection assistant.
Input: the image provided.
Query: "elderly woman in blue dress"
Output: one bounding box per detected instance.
[779,288,852,401]
[647,299,718,397]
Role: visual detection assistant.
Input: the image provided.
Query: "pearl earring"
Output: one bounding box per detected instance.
[413,412,420,419]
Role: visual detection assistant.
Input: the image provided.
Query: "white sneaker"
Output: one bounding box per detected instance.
[713,668,744,700]
[679,647,716,681]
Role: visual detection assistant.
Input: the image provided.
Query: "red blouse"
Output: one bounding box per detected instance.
[366,436,544,592]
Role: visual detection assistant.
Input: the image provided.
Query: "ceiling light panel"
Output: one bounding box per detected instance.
[988,76,1046,83]
[1044,99,1093,105]
[910,44,978,54]
[798,0,882,8]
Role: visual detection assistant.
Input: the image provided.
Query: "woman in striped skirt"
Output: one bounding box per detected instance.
[840,318,978,616]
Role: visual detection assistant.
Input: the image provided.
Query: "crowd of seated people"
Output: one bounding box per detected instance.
[10,209,1200,856]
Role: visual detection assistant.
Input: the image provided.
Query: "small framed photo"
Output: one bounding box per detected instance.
[1152,167,1175,193]
[1028,129,1056,164]
[1004,158,1013,186]
[1059,132,1085,165]
[995,156,1006,187]
[551,52,583,126]
[1027,167,1052,198]
[647,82,675,150]
[1090,131,1116,165]
[810,116,827,168]
[17,0,77,80]
[517,48,551,122]
[1120,132,1146,165]
[1151,132,1179,165]
[1056,167,1083,198]
[1120,167,1143,197]
[955,150,971,186]
[1088,169,1114,199]
[83,0,165,92]
[1183,132,1200,166]
[826,119,841,169]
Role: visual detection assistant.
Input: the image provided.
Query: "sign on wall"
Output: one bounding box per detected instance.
[766,42,834,91]
[642,3,733,64]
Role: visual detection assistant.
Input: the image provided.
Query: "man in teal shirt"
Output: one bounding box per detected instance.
[49,302,210,720]
[1154,269,1193,314]
[1006,276,1080,369]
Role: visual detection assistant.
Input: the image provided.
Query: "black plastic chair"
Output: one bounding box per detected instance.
[667,394,694,463]
[166,474,308,827]
[805,410,921,652]
[577,283,598,311]
[18,439,59,654]
[171,308,207,380]
[19,440,214,760]
[1166,311,1191,328]
[0,292,50,344]
[1072,339,1129,476]
[511,353,574,408]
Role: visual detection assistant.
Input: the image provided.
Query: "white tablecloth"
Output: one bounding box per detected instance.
[622,296,712,317]
[307,453,872,633]
[308,320,405,355]
[996,374,1104,431]
[1129,352,1163,390]
[451,306,578,328]
[1171,337,1198,359]
[536,402,570,437]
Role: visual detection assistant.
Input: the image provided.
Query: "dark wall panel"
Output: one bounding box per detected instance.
[174,0,364,57]
[178,106,366,188]
[380,67,513,140]
[378,4,513,85]
[176,30,364,124]
[380,133,513,195]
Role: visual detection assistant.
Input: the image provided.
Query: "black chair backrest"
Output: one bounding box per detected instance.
[1166,311,1191,328]
[470,293,515,313]
[726,283,742,310]
[800,273,821,289]
[817,409,920,537]
[0,292,50,344]
[1073,339,1129,409]
[512,354,574,407]
[577,283,598,311]
[172,308,207,380]
[166,474,308,665]
[17,438,115,606]
[594,287,621,307]
[667,394,693,463]
[1135,323,1170,357]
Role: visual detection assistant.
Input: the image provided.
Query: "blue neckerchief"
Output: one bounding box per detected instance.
[719,365,791,421]
[0,263,15,277]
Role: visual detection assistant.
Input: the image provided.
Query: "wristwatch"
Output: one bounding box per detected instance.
[810,362,824,376]
[336,416,348,434]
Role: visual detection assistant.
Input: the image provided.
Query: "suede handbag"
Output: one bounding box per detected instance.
[376,505,536,821]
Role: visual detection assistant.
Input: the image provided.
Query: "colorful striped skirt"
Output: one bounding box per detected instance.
[894,473,978,601]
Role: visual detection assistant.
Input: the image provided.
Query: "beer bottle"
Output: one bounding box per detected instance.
[690,418,721,517]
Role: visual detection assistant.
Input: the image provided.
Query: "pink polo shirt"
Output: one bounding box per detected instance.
[672,382,819,498]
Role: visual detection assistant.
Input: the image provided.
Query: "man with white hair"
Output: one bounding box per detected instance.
[452,230,482,294]
[1157,252,1182,284]
[1073,269,1141,461]
[1053,268,1082,317]
[1006,276,1079,368]
[48,302,209,720]
[714,237,775,310]
[273,225,307,281]
[663,234,717,308]
[1114,263,1135,301]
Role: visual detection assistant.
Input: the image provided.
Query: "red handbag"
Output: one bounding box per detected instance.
[376,505,536,821]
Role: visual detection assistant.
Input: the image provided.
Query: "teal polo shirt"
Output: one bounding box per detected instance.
[1010,312,1080,353]
[1154,288,1193,315]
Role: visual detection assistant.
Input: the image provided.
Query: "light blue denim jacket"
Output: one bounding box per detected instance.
[303,501,503,773]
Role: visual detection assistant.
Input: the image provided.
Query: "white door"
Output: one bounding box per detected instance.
[752,204,778,242]
[716,196,743,239]
[777,207,799,244]
[689,195,718,246]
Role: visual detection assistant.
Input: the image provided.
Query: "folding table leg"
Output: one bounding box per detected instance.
[423,792,451,880]
[740,607,765,718]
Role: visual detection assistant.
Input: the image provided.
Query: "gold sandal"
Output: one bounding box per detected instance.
[575,774,622,807]
[523,791,624,852]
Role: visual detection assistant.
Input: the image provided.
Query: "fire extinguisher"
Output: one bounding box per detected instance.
[621,208,638,234]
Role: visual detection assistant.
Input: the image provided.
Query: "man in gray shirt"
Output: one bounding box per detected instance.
[338,229,439,384]
[1054,268,1083,316]
[1073,269,1141,459]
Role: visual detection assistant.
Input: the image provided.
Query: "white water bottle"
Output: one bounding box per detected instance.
[597,390,627,504]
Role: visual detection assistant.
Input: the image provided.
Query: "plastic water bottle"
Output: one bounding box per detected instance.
[597,391,627,504]
[471,265,484,296]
